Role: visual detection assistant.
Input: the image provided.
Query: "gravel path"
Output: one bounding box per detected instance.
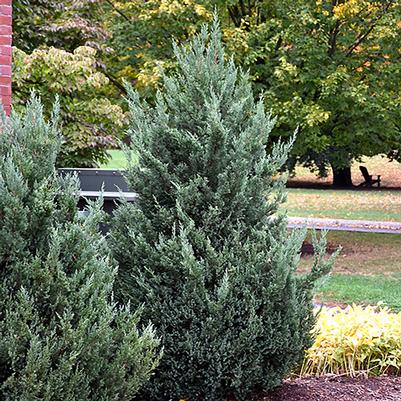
[288,217,401,234]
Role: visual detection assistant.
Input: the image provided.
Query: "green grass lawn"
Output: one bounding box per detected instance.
[299,231,401,310]
[317,274,401,310]
[286,154,401,221]
[100,149,131,169]
[286,188,401,221]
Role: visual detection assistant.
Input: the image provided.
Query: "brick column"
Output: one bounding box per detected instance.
[0,0,11,116]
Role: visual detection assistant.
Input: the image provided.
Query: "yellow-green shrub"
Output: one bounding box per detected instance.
[301,304,401,376]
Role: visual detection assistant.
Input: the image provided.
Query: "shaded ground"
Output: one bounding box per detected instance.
[265,376,401,401]
[288,155,401,188]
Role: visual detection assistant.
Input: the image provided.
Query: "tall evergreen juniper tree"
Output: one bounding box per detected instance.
[110,20,334,401]
[0,96,160,400]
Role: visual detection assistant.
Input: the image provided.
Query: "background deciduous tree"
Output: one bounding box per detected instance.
[107,0,401,186]
[12,1,401,179]
[13,46,125,167]
[12,0,121,167]
[13,0,109,51]
[219,0,401,186]
[106,0,212,98]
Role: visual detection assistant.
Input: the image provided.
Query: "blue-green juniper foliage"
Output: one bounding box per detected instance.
[0,95,160,401]
[110,20,335,401]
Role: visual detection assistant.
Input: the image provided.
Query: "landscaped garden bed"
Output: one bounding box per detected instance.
[2,9,401,400]
[266,304,401,400]
[266,376,401,401]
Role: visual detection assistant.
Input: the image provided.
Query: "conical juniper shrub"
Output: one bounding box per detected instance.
[109,20,335,401]
[0,95,160,401]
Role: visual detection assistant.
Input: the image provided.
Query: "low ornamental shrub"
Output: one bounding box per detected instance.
[0,95,160,400]
[301,304,401,376]
[110,19,335,401]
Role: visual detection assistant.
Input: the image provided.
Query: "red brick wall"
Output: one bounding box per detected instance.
[0,0,11,116]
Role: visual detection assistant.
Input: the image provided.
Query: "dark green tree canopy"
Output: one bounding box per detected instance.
[13,0,109,51]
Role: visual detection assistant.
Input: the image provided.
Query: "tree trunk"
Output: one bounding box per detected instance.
[332,165,353,188]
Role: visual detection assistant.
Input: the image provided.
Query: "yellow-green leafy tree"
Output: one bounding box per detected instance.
[106,0,212,98]
[12,0,123,167]
[13,46,125,167]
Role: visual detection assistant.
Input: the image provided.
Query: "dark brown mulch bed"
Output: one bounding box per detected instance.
[264,376,401,401]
